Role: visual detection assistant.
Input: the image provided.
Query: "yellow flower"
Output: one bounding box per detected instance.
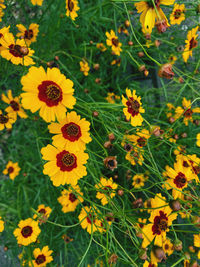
[78,206,102,234]
[182,26,199,63]
[0,32,35,66]
[196,133,200,147]
[106,30,122,56]
[95,177,118,205]
[110,58,121,67]
[21,66,76,122]
[0,217,4,232]
[194,234,200,247]
[170,3,185,25]
[41,144,89,186]
[0,110,16,130]
[135,0,175,34]
[66,0,80,21]
[2,90,27,120]
[132,173,146,189]
[96,43,107,52]
[126,148,144,166]
[0,0,5,9]
[16,23,39,46]
[58,185,84,213]
[168,54,177,65]
[0,26,10,52]
[32,246,53,267]
[143,261,157,267]
[105,92,119,104]
[162,238,174,256]
[122,88,145,126]
[31,0,43,6]
[48,111,91,151]
[33,204,52,223]
[3,161,21,180]
[142,194,177,248]
[80,60,90,76]
[13,218,41,246]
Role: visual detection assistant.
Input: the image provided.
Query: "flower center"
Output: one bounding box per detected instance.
[136,178,141,184]
[68,0,74,11]
[183,161,189,167]
[184,108,193,118]
[126,97,140,117]
[86,213,96,224]
[189,37,198,50]
[0,114,9,124]
[174,9,181,19]
[174,172,187,188]
[103,185,112,191]
[9,44,29,58]
[152,211,168,235]
[10,100,20,111]
[137,137,146,147]
[56,150,77,172]
[69,193,77,202]
[38,209,46,214]
[111,38,119,47]
[24,29,33,40]
[21,226,33,238]
[35,254,46,265]
[124,143,133,152]
[148,0,160,8]
[38,80,63,107]
[61,122,82,142]
[164,244,169,250]
[8,167,14,174]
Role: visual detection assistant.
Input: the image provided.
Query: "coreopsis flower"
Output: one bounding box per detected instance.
[170,4,185,25]
[78,206,102,234]
[126,147,144,166]
[106,30,122,56]
[31,0,43,6]
[2,90,27,120]
[41,144,89,186]
[65,0,80,21]
[0,110,16,130]
[132,173,146,189]
[96,43,107,52]
[21,66,76,122]
[111,58,121,67]
[162,238,174,256]
[3,161,21,180]
[163,159,193,199]
[194,234,200,247]
[135,218,147,238]
[0,0,5,9]
[105,92,120,104]
[33,204,52,223]
[0,217,4,232]
[197,133,200,147]
[16,23,39,46]
[32,246,53,267]
[57,185,84,213]
[122,88,145,126]
[143,261,157,267]
[135,0,175,34]
[0,32,35,66]
[173,145,186,156]
[13,218,41,246]
[182,26,199,63]
[142,194,177,247]
[128,129,150,148]
[0,26,10,52]
[174,97,200,126]
[95,177,118,205]
[168,54,177,65]
[103,156,117,171]
[80,60,90,76]
[48,111,91,151]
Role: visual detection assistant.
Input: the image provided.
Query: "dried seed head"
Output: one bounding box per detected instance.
[132,198,143,209]
[169,117,175,123]
[139,65,146,72]
[139,248,148,260]
[108,254,118,265]
[158,63,174,79]
[103,156,117,171]
[95,78,101,84]
[156,19,168,33]
[181,132,187,138]
[104,141,112,149]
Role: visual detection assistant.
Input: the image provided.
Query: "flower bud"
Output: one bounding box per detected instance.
[125,20,130,27]
[158,63,174,79]
[173,239,183,251]
[108,254,118,264]
[138,51,144,58]
[108,133,115,141]
[117,189,124,196]
[92,111,99,117]
[153,247,166,261]
[170,200,181,211]
[139,248,148,260]
[156,19,168,33]
[104,141,112,149]
[128,41,133,46]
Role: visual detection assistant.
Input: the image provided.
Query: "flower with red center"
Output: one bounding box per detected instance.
[58,185,84,213]
[20,66,76,122]
[2,89,27,120]
[95,177,118,205]
[32,246,53,267]
[162,238,174,256]
[66,0,80,21]
[142,194,177,248]
[182,26,199,63]
[0,32,35,66]
[0,109,16,131]
[106,30,122,56]
[122,88,145,126]
[78,206,102,234]
[163,159,193,199]
[126,147,144,166]
[16,23,39,46]
[132,173,147,189]
[143,261,157,267]
[13,218,41,246]
[48,111,91,151]
[170,3,185,25]
[41,144,88,186]
[3,161,21,180]
[33,204,52,223]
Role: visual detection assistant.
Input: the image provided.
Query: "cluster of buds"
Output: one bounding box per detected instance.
[104,133,115,149]
[139,64,149,77]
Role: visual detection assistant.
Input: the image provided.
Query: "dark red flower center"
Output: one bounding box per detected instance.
[184,108,193,118]
[148,0,160,8]
[9,44,29,58]
[69,193,77,202]
[38,80,63,107]
[148,264,156,267]
[189,37,198,50]
[174,172,187,188]
[164,244,169,250]
[124,143,133,152]
[68,0,74,11]
[0,114,9,124]
[56,150,77,172]
[136,178,141,184]
[126,97,140,117]
[8,167,14,174]
[21,226,33,238]
[111,38,119,47]
[183,161,189,167]
[10,100,20,111]
[103,185,112,191]
[38,208,46,214]
[24,29,33,40]
[35,254,46,265]
[137,137,146,147]
[61,122,82,142]
[152,210,168,235]
[174,9,182,19]
[86,213,96,224]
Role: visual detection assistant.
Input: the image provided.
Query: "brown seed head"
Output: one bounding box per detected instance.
[158,63,174,79]
[103,156,117,171]
[108,254,118,265]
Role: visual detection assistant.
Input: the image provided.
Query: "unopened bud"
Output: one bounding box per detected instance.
[95,78,101,84]
[170,200,181,211]
[117,189,124,196]
[138,51,144,58]
[108,133,115,141]
[93,63,99,70]
[93,111,99,117]
[139,65,146,72]
[139,248,148,260]
[125,20,130,27]
[155,39,161,47]
[181,133,187,138]
[153,247,166,261]
[173,239,183,251]
[128,41,133,46]
[104,141,112,149]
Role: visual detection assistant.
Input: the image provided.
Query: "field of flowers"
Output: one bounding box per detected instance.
[0,0,200,266]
